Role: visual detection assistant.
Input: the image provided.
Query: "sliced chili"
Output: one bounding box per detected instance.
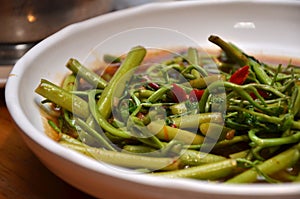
[189,89,205,102]
[171,83,188,102]
[148,82,160,90]
[229,65,249,85]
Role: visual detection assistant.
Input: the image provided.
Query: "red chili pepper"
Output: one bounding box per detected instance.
[170,123,177,128]
[250,89,269,99]
[171,83,188,103]
[229,65,250,85]
[189,89,205,102]
[148,82,160,90]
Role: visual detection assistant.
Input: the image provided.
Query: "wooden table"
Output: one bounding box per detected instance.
[0,88,96,199]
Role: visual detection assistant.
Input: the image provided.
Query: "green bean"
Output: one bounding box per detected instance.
[139,89,155,98]
[97,46,146,119]
[187,135,249,150]
[126,116,164,149]
[85,114,97,129]
[182,64,209,78]
[130,92,141,106]
[229,150,250,159]
[123,145,156,154]
[123,141,182,157]
[229,106,300,131]
[147,86,170,103]
[147,121,205,145]
[209,35,273,85]
[74,117,116,151]
[188,75,225,89]
[88,90,132,139]
[60,132,81,143]
[249,130,300,148]
[199,81,223,113]
[229,97,288,107]
[187,47,200,66]
[270,64,282,86]
[199,81,275,115]
[62,73,78,91]
[171,112,223,129]
[62,74,78,128]
[200,123,234,141]
[62,111,76,129]
[152,159,237,180]
[186,47,202,79]
[48,120,62,134]
[226,143,300,183]
[35,79,89,118]
[103,54,121,63]
[169,102,188,115]
[249,83,287,98]
[60,138,179,171]
[179,149,227,166]
[290,81,300,117]
[250,59,273,85]
[270,170,297,182]
[66,58,108,89]
[208,35,248,67]
[228,106,282,124]
[225,117,250,131]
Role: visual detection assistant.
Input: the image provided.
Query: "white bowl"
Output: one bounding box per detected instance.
[5,1,300,198]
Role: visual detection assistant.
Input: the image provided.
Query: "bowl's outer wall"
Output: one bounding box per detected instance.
[6,1,300,198]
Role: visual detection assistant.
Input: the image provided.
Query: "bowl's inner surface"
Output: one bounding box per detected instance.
[6,1,300,198]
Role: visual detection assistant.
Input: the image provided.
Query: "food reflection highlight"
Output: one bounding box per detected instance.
[35,35,300,183]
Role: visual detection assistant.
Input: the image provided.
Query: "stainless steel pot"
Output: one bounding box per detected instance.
[0,0,112,43]
[0,0,112,64]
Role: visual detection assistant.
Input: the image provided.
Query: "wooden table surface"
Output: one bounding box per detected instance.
[0,87,96,199]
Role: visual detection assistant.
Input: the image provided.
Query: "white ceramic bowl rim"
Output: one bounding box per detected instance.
[5,0,300,197]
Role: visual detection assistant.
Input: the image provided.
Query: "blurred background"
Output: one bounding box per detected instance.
[0,0,174,66]
[0,0,176,86]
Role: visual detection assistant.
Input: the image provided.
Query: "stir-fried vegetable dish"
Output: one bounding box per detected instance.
[35,35,300,183]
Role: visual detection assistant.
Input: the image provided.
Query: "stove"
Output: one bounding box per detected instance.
[0,43,36,65]
[0,42,37,87]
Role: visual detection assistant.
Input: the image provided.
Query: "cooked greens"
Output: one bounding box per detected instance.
[35,35,300,183]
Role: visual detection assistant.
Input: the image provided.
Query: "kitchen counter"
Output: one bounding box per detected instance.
[0,88,95,199]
